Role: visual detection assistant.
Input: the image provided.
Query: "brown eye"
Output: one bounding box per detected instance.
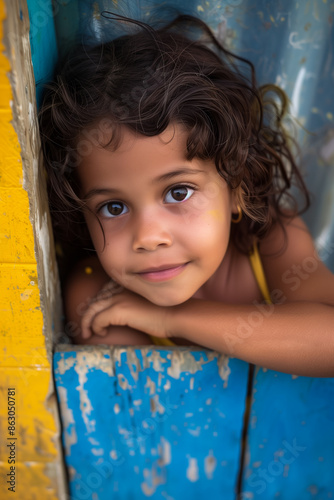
[100,202,128,218]
[165,186,194,203]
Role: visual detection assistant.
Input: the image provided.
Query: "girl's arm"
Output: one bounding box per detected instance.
[167,299,334,377]
[171,217,334,376]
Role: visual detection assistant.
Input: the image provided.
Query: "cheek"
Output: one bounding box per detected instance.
[184,180,231,219]
[92,228,129,282]
[98,249,143,290]
[85,212,126,253]
[94,241,132,286]
[84,216,105,253]
[177,212,230,265]
[98,251,124,281]
[195,205,231,255]
[200,216,231,251]
[174,193,231,251]
[194,189,231,228]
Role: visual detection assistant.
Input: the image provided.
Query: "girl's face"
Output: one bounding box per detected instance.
[78,124,236,306]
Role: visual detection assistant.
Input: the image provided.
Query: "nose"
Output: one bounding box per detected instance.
[132,211,173,252]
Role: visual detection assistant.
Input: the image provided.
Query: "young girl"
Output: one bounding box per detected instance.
[39,13,334,377]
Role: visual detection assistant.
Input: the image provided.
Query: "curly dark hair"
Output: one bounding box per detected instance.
[39,13,310,258]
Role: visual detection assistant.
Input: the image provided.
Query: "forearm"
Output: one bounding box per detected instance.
[73,325,152,346]
[168,300,334,377]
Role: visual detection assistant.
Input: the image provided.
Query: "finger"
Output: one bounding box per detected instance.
[90,305,126,337]
[81,297,113,338]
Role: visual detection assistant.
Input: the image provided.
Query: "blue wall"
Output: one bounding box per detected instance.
[27,0,58,107]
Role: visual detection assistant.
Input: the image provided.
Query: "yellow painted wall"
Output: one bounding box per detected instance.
[0,1,62,498]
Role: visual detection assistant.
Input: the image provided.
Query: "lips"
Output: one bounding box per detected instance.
[138,263,186,273]
[135,263,189,282]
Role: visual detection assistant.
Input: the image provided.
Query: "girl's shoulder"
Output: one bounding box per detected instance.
[194,242,264,304]
[196,215,334,306]
[63,255,110,328]
[259,216,334,305]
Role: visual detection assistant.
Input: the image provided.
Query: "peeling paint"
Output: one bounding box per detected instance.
[188,426,201,437]
[204,450,217,479]
[158,437,172,466]
[145,375,156,395]
[218,355,231,388]
[116,347,141,382]
[141,469,165,496]
[117,372,129,390]
[148,349,169,372]
[167,351,215,379]
[73,353,101,433]
[113,403,121,414]
[91,447,104,456]
[186,456,199,482]
[163,378,171,391]
[55,347,250,496]
[56,354,76,375]
[88,437,100,445]
[57,386,77,456]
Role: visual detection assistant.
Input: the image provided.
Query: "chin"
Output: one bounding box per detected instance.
[144,290,192,307]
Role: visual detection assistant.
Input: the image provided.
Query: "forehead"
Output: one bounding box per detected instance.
[79,121,189,154]
[76,124,193,187]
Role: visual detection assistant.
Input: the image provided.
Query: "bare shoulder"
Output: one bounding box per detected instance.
[259,216,313,259]
[259,216,334,304]
[63,255,110,332]
[63,255,152,346]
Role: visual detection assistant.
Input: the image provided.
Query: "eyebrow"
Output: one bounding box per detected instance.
[83,167,206,200]
[153,167,206,183]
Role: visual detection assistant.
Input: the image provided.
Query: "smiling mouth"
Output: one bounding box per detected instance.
[136,263,189,282]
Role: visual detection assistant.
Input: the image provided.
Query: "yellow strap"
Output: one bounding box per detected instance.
[148,335,176,346]
[249,242,272,304]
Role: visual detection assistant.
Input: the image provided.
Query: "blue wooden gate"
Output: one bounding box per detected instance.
[54,346,334,499]
[54,346,249,499]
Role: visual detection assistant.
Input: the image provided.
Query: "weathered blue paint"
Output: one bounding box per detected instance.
[54,346,334,498]
[54,346,249,499]
[26,0,58,107]
[241,368,334,499]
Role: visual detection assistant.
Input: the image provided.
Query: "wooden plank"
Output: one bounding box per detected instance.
[241,368,334,499]
[54,345,249,499]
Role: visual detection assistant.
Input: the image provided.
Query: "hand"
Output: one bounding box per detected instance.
[81,284,171,340]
